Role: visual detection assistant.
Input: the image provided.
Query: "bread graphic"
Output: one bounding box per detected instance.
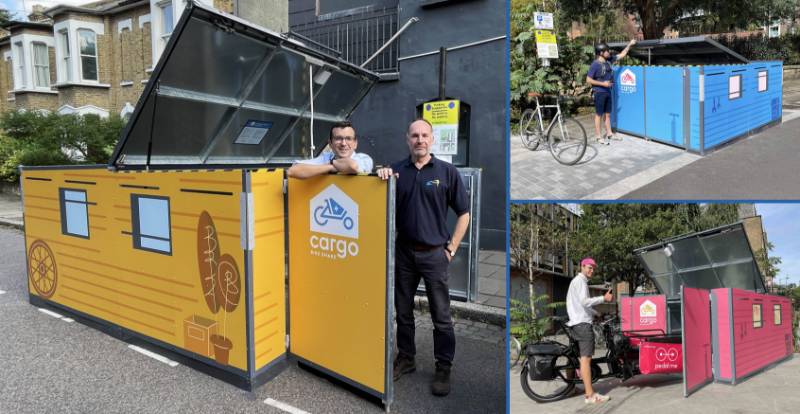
[217,254,241,313]
[197,211,222,313]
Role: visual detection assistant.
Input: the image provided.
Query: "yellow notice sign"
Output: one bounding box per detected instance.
[534,29,559,59]
[288,175,389,395]
[422,100,459,155]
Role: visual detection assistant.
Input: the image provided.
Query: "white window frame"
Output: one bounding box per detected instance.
[728,74,742,100]
[757,70,768,93]
[31,42,50,88]
[159,0,174,44]
[150,0,192,67]
[60,188,90,239]
[59,29,72,82]
[77,28,99,82]
[131,194,172,255]
[14,42,26,89]
[54,19,106,87]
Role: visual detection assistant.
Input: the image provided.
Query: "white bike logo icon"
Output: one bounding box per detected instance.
[313,198,354,230]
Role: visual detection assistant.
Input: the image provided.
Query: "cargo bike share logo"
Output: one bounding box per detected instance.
[309,184,359,260]
[639,299,679,370]
[620,68,637,94]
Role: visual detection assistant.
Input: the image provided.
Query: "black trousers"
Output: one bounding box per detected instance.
[395,243,455,366]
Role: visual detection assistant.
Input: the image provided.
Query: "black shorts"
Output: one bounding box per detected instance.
[593,91,612,115]
[569,323,595,357]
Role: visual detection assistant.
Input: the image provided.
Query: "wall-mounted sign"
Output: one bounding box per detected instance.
[534,30,559,59]
[533,12,554,30]
[422,100,459,156]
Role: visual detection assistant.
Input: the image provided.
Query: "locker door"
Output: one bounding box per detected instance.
[645,66,685,146]
[287,175,395,408]
[681,286,712,397]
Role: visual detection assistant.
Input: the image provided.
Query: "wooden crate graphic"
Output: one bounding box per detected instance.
[184,315,218,358]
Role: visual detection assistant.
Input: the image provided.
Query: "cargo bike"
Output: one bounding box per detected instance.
[519,222,794,402]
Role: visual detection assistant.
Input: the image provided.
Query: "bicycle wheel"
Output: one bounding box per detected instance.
[593,325,607,349]
[520,355,577,403]
[546,115,587,165]
[510,336,522,368]
[519,109,542,150]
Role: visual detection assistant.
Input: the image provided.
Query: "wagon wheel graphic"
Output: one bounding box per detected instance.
[28,240,57,298]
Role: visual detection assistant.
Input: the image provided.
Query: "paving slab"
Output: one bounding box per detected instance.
[510,127,700,200]
[511,352,800,414]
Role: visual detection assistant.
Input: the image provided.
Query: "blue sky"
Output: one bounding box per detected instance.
[756,203,800,286]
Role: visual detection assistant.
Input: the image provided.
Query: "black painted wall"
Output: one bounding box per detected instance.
[289,0,507,250]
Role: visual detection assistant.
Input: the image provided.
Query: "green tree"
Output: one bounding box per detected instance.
[510,296,565,345]
[0,8,12,26]
[559,0,799,39]
[571,204,744,294]
[754,241,782,284]
[0,111,125,182]
[510,204,572,322]
[510,1,595,113]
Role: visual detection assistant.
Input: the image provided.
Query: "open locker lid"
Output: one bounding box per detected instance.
[109,1,378,170]
[634,222,767,300]
[607,36,749,65]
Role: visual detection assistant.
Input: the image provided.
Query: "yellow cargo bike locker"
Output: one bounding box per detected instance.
[20,2,396,410]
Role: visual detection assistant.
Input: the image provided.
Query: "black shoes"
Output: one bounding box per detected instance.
[394,356,452,396]
[430,363,451,396]
[393,355,416,381]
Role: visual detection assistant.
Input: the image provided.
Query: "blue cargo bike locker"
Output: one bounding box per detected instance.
[608,36,783,154]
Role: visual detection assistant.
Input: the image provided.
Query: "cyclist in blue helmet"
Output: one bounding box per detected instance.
[587,39,636,145]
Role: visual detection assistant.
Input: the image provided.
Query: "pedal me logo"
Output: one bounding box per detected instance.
[639,299,657,326]
[309,184,359,260]
[620,68,637,94]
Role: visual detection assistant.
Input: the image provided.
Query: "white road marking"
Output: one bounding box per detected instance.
[61,318,74,323]
[128,345,179,367]
[0,289,6,295]
[264,398,311,414]
[38,308,63,319]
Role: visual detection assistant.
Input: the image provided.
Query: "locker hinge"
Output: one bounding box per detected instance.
[285,334,290,349]
[282,178,288,194]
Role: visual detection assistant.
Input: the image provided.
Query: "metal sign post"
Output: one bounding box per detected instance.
[533,12,557,67]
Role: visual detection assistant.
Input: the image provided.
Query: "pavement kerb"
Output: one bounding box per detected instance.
[0,218,23,230]
[415,295,506,328]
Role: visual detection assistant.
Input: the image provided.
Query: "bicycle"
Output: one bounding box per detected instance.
[519,92,588,166]
[519,315,639,403]
[509,333,522,368]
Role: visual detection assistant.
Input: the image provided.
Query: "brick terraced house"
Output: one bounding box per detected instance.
[0,0,286,117]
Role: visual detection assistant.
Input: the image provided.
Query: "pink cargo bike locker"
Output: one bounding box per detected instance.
[632,222,784,397]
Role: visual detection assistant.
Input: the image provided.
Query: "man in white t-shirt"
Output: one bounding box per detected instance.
[287,120,373,178]
[566,257,613,405]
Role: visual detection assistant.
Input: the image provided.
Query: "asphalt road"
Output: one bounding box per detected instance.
[0,226,505,414]
[623,81,800,199]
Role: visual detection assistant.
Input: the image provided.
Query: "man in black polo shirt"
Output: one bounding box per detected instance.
[377,119,470,396]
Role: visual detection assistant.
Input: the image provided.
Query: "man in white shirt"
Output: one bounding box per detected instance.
[287,121,373,178]
[566,257,613,404]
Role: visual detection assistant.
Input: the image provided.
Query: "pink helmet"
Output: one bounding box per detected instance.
[581,257,597,268]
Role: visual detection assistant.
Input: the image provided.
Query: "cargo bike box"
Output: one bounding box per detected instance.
[20,2,400,410]
[631,221,793,396]
[608,37,782,154]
